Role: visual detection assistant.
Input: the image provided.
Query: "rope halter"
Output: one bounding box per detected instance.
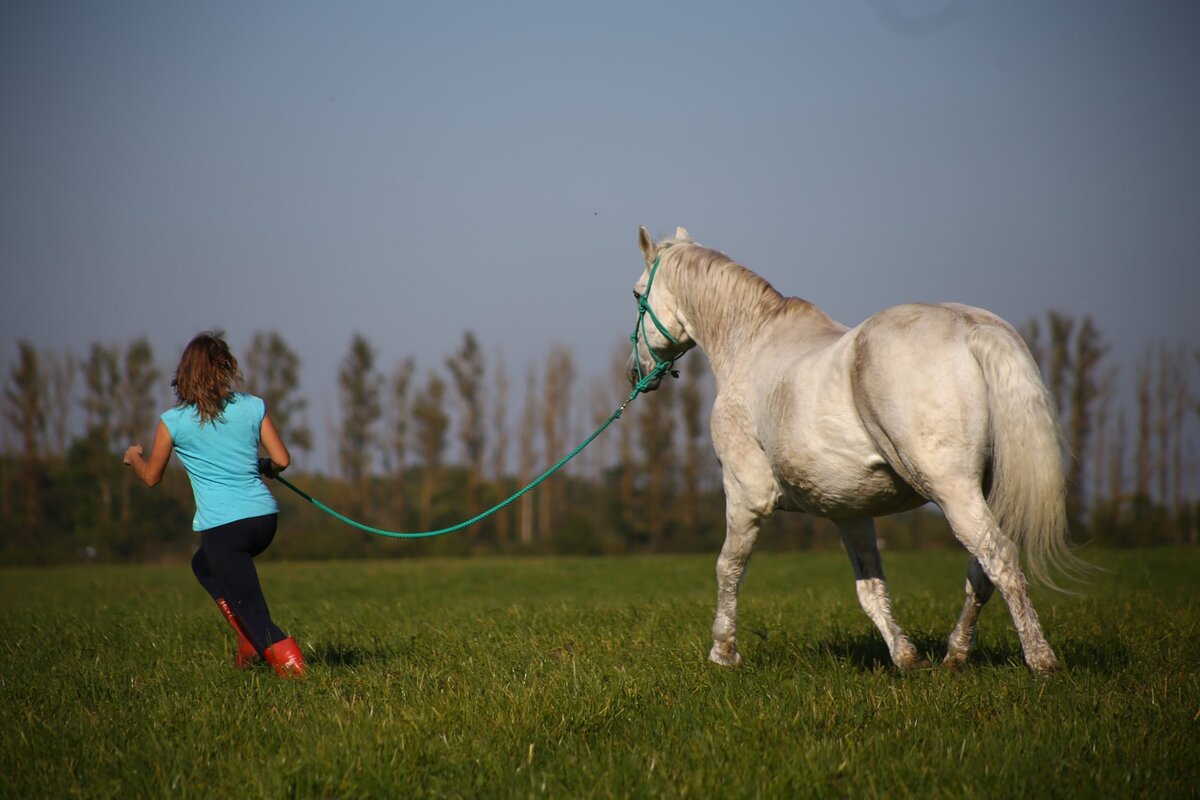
[629,255,680,393]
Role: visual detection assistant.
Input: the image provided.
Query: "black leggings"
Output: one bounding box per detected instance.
[191,513,287,653]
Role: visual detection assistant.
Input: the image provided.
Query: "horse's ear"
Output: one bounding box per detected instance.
[638,225,658,266]
[675,226,690,240]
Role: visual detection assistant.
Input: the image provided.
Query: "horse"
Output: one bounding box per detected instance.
[627,226,1086,675]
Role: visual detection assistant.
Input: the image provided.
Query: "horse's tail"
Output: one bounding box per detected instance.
[966,315,1087,591]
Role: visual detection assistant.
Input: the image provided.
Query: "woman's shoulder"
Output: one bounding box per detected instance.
[161,403,194,424]
[229,393,267,417]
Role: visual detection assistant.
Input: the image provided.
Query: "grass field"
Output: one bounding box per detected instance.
[2,548,1197,798]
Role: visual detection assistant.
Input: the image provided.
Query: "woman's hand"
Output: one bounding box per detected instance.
[124,421,173,486]
[123,444,144,466]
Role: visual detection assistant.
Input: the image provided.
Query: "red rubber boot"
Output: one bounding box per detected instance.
[264,637,306,678]
[214,597,260,668]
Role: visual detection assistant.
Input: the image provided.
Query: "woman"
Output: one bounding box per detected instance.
[124,331,305,677]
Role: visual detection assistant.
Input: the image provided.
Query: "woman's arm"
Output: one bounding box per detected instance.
[123,420,173,487]
[258,413,291,479]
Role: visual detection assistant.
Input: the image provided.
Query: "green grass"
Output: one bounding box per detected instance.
[2,548,1197,798]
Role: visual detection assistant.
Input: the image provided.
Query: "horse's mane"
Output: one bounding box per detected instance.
[661,240,817,324]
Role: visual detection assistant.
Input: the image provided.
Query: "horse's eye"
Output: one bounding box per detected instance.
[633,290,642,301]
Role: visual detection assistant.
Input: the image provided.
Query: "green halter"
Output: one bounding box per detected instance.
[629,255,680,392]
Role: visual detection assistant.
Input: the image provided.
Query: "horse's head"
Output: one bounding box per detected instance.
[627,225,696,392]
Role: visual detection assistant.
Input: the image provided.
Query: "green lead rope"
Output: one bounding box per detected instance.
[275,255,678,539]
[275,379,653,540]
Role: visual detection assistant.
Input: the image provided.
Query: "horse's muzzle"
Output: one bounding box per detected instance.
[627,352,663,392]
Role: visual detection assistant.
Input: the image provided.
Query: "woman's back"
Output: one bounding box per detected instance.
[163,392,278,530]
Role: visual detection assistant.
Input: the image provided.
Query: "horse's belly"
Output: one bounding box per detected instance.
[774,454,922,517]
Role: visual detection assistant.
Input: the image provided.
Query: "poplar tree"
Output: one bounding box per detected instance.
[517,364,539,545]
[3,341,46,534]
[337,335,382,508]
[1065,316,1107,527]
[611,341,637,534]
[1047,311,1074,421]
[1134,354,1153,502]
[116,337,159,527]
[81,342,121,523]
[1091,366,1118,509]
[388,356,415,525]
[412,370,449,531]
[1168,345,1190,520]
[44,350,77,460]
[538,346,574,539]
[446,331,486,521]
[1108,406,1127,506]
[636,373,677,550]
[489,353,511,544]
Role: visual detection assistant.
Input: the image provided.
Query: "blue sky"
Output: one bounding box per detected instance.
[2,1,1198,470]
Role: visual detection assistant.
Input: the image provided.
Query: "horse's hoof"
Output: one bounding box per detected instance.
[709,644,742,667]
[1026,647,1060,676]
[893,645,928,671]
[942,654,967,673]
[1029,659,1060,677]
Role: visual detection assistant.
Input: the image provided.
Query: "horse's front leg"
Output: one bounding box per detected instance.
[835,517,925,670]
[710,501,766,667]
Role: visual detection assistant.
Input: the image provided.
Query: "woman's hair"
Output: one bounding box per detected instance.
[172,331,243,425]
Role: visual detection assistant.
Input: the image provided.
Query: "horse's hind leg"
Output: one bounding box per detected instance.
[939,492,1059,675]
[835,518,925,670]
[944,557,995,670]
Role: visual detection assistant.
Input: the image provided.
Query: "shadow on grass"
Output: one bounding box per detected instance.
[306,641,394,668]
[751,627,1130,675]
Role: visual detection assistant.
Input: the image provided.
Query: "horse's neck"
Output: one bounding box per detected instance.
[674,267,842,378]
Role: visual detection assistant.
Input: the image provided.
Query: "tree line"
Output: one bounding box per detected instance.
[1,316,1196,564]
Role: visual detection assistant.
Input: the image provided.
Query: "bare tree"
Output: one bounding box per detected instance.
[82,343,120,440]
[1167,344,1190,518]
[1047,311,1074,422]
[0,404,11,524]
[517,364,539,545]
[116,337,159,527]
[337,335,383,511]
[1091,366,1118,508]
[1108,406,1127,506]
[586,375,615,483]
[446,331,486,521]
[538,346,575,539]
[411,370,449,531]
[81,342,121,523]
[637,374,677,549]
[1065,316,1107,526]
[3,341,46,533]
[44,350,77,460]
[1134,353,1153,501]
[489,352,511,544]
[387,356,415,525]
[611,341,638,533]
[244,331,313,453]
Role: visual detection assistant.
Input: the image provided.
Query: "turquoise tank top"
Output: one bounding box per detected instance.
[161,393,279,531]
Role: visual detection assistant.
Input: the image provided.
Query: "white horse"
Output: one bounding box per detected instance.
[628,226,1085,675]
